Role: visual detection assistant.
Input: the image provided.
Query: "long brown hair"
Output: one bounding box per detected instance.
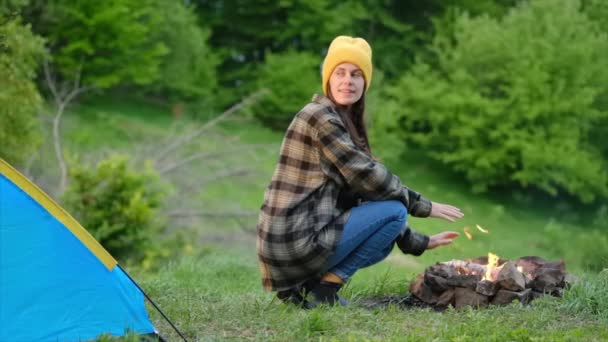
[328,91,373,157]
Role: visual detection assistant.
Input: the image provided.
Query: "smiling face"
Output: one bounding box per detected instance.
[328,63,365,106]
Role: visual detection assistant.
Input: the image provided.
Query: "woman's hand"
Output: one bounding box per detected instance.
[430,202,464,222]
[427,231,460,250]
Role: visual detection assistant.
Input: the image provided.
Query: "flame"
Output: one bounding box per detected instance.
[463,226,473,240]
[453,253,528,282]
[483,253,499,281]
[476,224,489,234]
[516,265,533,280]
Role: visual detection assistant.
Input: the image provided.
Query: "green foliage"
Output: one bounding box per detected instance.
[583,0,608,33]
[21,0,219,110]
[539,220,608,273]
[582,0,608,163]
[278,0,367,52]
[0,0,29,15]
[62,155,168,262]
[562,270,608,321]
[579,231,608,272]
[147,1,218,106]
[252,50,320,130]
[382,0,608,203]
[194,0,521,108]
[195,0,418,106]
[33,0,168,89]
[0,16,44,165]
[194,0,289,107]
[593,205,608,227]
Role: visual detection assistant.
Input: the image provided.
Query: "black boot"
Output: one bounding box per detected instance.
[276,287,314,309]
[276,279,319,309]
[309,281,349,307]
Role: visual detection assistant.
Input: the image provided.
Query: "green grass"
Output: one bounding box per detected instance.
[64,97,174,150]
[136,249,608,341]
[43,96,608,341]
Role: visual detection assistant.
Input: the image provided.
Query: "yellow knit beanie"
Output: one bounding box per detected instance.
[322,36,373,96]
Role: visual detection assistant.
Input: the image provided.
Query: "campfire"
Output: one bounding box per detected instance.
[409,253,575,309]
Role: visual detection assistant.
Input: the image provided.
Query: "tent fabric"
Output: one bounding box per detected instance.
[0,159,156,342]
[0,159,116,270]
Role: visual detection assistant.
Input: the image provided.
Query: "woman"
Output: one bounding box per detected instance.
[257,36,463,308]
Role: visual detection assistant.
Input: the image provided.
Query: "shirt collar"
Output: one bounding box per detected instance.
[311,94,336,109]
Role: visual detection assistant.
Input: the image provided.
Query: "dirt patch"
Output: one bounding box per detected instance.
[358,294,435,311]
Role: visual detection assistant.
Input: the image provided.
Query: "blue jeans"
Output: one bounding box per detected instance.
[323,200,407,282]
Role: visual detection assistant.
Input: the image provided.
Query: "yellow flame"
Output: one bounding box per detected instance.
[484,252,499,281]
[463,226,473,240]
[476,224,489,233]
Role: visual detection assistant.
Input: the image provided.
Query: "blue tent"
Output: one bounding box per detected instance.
[0,159,158,341]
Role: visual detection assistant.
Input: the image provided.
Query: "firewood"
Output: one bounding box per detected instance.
[410,274,440,304]
[529,268,565,294]
[532,268,565,288]
[497,262,526,291]
[436,288,455,307]
[408,256,570,310]
[424,272,449,293]
[454,288,488,309]
[439,260,486,275]
[476,280,500,296]
[427,264,460,278]
[446,274,481,289]
[491,289,532,305]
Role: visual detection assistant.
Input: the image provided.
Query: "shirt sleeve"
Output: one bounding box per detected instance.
[396,223,430,256]
[316,115,432,217]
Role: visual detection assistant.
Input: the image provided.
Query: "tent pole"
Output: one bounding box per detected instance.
[118,265,189,342]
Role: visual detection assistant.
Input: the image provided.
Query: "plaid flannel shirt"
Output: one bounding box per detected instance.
[257,94,432,291]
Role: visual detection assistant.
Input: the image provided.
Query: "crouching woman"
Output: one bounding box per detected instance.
[256,36,463,308]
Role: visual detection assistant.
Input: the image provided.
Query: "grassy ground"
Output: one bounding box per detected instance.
[43,96,608,341]
[137,250,608,341]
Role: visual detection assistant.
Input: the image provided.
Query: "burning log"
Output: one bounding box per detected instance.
[410,254,571,310]
[454,287,488,309]
[497,262,526,291]
[409,274,439,304]
[424,272,449,292]
[476,280,500,296]
[529,268,565,295]
[491,288,532,305]
[439,260,486,275]
[436,288,455,307]
[446,274,481,289]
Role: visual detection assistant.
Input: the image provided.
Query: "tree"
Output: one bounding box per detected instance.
[24,0,170,193]
[193,0,521,118]
[146,1,219,113]
[582,0,608,164]
[251,50,320,130]
[0,15,45,165]
[381,0,608,203]
[30,0,168,89]
[0,0,29,15]
[192,0,382,106]
[62,155,168,261]
[193,0,289,107]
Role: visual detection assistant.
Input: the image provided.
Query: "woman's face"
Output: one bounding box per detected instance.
[328,63,365,106]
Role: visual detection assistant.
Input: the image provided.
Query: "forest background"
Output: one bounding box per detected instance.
[2,0,608,340]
